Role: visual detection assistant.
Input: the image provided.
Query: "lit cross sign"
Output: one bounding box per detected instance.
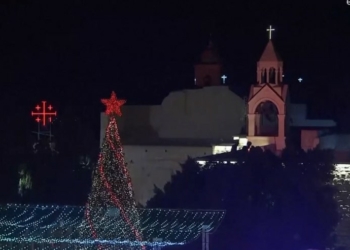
[298,78,303,82]
[221,75,227,84]
[31,101,57,126]
[267,25,275,40]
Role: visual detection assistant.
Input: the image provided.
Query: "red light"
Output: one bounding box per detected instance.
[31,101,57,126]
[101,91,126,116]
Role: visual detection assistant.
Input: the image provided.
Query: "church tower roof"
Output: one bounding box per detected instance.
[200,40,221,64]
[256,26,284,85]
[259,40,282,62]
[194,38,223,87]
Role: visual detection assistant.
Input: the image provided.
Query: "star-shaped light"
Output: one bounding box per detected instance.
[101,91,126,116]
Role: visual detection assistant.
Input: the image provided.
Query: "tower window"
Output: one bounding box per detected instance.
[269,68,276,84]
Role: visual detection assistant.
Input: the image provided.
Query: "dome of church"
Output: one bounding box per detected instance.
[200,41,221,64]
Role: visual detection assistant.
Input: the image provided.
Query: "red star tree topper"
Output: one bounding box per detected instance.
[101,91,126,116]
[83,91,144,249]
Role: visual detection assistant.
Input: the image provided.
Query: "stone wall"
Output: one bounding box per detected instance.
[123,145,212,205]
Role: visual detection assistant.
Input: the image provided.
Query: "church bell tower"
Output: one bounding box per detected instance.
[194,40,222,87]
[247,26,289,153]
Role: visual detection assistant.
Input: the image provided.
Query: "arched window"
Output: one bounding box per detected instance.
[255,101,278,136]
[268,68,276,84]
[261,69,267,83]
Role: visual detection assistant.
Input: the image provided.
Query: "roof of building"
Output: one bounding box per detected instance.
[199,41,222,64]
[121,137,237,147]
[259,40,282,62]
[0,204,225,247]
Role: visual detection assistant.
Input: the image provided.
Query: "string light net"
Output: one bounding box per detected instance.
[0,204,225,249]
[83,91,144,249]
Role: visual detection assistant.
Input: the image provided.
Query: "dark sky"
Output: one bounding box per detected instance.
[0,0,350,153]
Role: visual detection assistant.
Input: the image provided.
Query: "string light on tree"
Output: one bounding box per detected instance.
[101,91,126,116]
[84,91,144,249]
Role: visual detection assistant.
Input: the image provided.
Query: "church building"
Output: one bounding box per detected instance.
[100,27,341,205]
[100,26,350,248]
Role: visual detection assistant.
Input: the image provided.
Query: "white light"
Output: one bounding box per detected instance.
[197,161,206,166]
[221,75,227,84]
[212,145,232,155]
[233,136,239,140]
[266,25,275,40]
[347,0,350,5]
[239,138,248,145]
[298,78,303,82]
[334,164,350,181]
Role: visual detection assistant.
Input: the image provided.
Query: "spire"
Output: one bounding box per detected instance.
[194,36,222,87]
[200,39,221,64]
[259,40,282,62]
[257,26,283,84]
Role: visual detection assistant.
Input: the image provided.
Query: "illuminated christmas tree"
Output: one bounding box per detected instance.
[84,91,143,249]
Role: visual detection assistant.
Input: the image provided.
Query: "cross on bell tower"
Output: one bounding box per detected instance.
[267,25,275,40]
[247,26,289,153]
[257,26,283,85]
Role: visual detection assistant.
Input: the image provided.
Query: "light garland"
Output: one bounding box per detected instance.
[333,164,350,246]
[0,204,225,249]
[84,91,144,249]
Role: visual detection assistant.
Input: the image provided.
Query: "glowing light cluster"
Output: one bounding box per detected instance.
[101,91,126,116]
[84,91,144,249]
[0,204,225,249]
[31,101,57,126]
[333,164,350,245]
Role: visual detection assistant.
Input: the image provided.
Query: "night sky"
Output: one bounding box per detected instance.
[0,0,349,195]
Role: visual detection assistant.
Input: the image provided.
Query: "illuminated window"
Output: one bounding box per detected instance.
[238,138,248,150]
[212,146,232,155]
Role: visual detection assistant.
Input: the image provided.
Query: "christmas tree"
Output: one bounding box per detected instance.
[84,91,143,249]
